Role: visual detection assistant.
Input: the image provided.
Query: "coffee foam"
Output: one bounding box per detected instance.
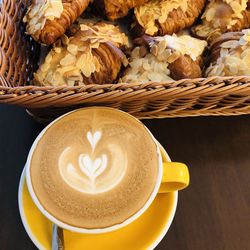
[30,108,159,229]
[58,133,127,194]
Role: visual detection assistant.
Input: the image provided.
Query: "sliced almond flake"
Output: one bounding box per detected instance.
[225,55,242,65]
[143,61,151,71]
[29,17,38,26]
[205,7,216,22]
[67,80,76,86]
[220,40,239,49]
[58,65,76,75]
[54,47,62,54]
[78,46,89,52]
[41,63,50,72]
[220,48,229,57]
[80,52,96,77]
[122,56,129,67]
[61,35,69,46]
[146,26,158,36]
[60,54,76,66]
[242,29,250,35]
[64,69,81,78]
[41,18,47,30]
[239,37,248,46]
[215,63,225,76]
[80,24,91,31]
[151,45,158,56]
[243,34,250,42]
[53,71,62,81]
[67,44,78,55]
[131,47,140,59]
[241,49,250,60]
[81,62,92,78]
[34,72,43,83]
[148,72,164,82]
[45,53,52,63]
[158,40,168,55]
[228,63,239,75]
[34,23,42,31]
[161,49,172,60]
[76,54,85,69]
[167,52,180,63]
[90,42,100,49]
[206,64,217,76]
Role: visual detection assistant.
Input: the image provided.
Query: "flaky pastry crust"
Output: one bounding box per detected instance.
[192,0,250,42]
[121,34,207,82]
[132,0,206,36]
[24,0,92,45]
[92,0,149,20]
[206,29,250,76]
[34,21,128,86]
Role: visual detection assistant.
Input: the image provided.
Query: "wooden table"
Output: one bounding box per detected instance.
[0,105,249,250]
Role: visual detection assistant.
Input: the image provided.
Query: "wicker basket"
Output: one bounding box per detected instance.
[1,0,250,123]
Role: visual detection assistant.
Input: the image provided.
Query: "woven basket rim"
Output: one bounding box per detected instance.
[1,75,250,91]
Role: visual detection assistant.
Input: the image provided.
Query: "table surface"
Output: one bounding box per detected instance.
[0,105,249,250]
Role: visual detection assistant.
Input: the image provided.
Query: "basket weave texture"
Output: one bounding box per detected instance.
[0,0,250,121]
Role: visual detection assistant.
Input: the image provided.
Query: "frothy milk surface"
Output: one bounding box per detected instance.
[30,108,159,229]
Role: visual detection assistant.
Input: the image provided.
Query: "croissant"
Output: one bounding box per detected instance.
[92,0,149,20]
[34,22,129,86]
[120,34,207,82]
[192,0,250,42]
[206,29,250,76]
[23,0,92,45]
[132,0,206,37]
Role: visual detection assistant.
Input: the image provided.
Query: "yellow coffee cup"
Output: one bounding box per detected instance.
[159,162,189,193]
[26,107,189,234]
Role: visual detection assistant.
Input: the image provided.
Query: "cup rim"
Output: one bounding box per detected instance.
[25,107,163,234]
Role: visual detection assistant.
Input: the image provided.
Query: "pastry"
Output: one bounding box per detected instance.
[192,0,250,42]
[23,0,92,45]
[120,34,207,82]
[34,21,129,86]
[92,0,149,20]
[132,0,206,36]
[206,29,250,76]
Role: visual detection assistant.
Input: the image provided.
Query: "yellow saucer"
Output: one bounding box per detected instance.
[19,168,177,250]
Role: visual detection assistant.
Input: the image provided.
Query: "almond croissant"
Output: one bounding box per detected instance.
[206,30,250,76]
[192,0,250,42]
[132,0,206,37]
[34,22,129,86]
[23,0,92,45]
[120,34,207,82]
[92,0,149,20]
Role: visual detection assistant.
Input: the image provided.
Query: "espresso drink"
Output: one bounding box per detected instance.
[30,108,159,229]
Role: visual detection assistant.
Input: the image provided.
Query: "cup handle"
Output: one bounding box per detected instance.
[159,162,190,193]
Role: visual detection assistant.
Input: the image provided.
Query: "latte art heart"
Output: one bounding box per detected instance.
[59,131,127,194]
[79,154,108,181]
[87,131,101,150]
